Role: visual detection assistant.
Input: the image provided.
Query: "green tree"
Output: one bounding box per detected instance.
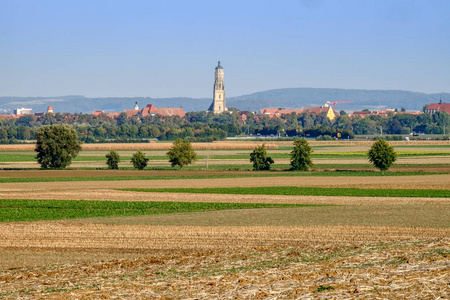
[105,150,120,169]
[290,138,313,171]
[131,150,149,170]
[250,144,274,171]
[167,138,198,170]
[367,139,397,171]
[35,124,82,169]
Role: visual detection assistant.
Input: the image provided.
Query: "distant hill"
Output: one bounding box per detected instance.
[1,88,448,114]
[228,88,450,113]
[0,96,211,115]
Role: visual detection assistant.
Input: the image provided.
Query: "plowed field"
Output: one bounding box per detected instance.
[0,141,449,299]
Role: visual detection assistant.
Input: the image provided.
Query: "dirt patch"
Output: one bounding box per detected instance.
[0,223,448,299]
[0,239,448,299]
[1,222,448,258]
[0,189,449,207]
[0,174,448,192]
[70,204,449,228]
[0,169,255,178]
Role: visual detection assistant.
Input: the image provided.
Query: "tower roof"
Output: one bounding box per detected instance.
[215,61,223,70]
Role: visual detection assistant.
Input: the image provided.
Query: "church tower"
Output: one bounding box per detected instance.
[208,61,226,114]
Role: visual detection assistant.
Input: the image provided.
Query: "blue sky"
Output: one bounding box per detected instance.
[1,0,449,98]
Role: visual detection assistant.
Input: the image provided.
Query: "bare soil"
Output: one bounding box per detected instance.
[0,172,448,193]
[0,165,449,298]
[0,230,448,299]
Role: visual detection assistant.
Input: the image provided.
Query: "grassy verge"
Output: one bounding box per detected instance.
[0,199,319,222]
[120,186,450,198]
[1,150,448,163]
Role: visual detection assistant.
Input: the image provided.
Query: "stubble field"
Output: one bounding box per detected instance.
[0,140,449,299]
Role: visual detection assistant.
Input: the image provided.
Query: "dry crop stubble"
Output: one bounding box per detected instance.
[1,189,449,206]
[0,239,448,299]
[2,140,447,152]
[0,182,448,297]
[0,141,281,152]
[77,203,449,228]
[1,223,448,255]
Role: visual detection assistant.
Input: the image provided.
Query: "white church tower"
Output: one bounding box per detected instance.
[208,61,227,114]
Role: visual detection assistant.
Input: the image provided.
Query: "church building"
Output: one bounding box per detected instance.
[208,61,227,114]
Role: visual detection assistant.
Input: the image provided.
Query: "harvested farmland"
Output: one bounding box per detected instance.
[122,186,450,198]
[0,140,448,299]
[0,239,448,299]
[0,199,318,222]
[0,141,280,152]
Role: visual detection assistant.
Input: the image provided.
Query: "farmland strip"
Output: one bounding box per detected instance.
[122,186,450,198]
[0,199,324,222]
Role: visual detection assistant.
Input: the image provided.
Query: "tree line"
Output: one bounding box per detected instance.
[36,124,395,172]
[0,108,448,143]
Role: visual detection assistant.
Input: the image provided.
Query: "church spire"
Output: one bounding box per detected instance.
[208,61,226,113]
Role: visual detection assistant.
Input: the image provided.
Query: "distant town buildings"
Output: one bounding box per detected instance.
[124,104,185,118]
[208,61,227,114]
[96,104,186,119]
[260,104,336,121]
[351,109,422,118]
[14,108,32,115]
[425,102,450,115]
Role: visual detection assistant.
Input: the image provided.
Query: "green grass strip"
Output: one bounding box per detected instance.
[0,154,36,162]
[0,199,319,222]
[0,171,445,184]
[121,186,450,198]
[2,150,447,163]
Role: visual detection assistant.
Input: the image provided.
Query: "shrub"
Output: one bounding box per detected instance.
[105,150,120,169]
[35,124,82,169]
[368,139,397,171]
[131,150,149,170]
[316,135,334,141]
[250,144,274,171]
[166,138,198,170]
[290,138,313,171]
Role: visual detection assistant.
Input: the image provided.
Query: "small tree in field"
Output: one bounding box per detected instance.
[167,138,198,170]
[290,138,313,171]
[368,139,397,171]
[35,124,82,169]
[131,150,149,170]
[105,150,120,169]
[250,144,274,171]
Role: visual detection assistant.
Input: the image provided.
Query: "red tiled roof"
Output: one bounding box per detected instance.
[426,103,450,114]
[138,105,185,117]
[397,111,422,115]
[139,104,157,117]
[154,107,185,117]
[260,108,303,117]
[107,112,121,118]
[0,114,14,120]
[302,106,330,115]
[107,104,186,118]
[125,110,139,118]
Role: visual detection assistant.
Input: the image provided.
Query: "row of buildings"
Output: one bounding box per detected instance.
[3,101,449,123]
[1,62,449,121]
[0,106,54,120]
